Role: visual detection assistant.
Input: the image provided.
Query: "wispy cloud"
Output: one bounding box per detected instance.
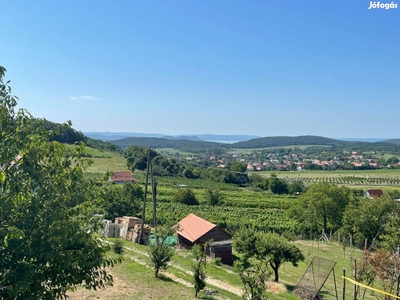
[69,95,101,101]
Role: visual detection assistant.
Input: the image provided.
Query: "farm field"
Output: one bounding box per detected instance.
[258,169,400,188]
[258,169,400,179]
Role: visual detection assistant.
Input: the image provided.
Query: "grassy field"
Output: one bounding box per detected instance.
[67,239,387,300]
[157,148,197,157]
[66,144,127,173]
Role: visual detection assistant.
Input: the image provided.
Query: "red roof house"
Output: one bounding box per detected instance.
[364,189,384,199]
[110,171,137,184]
[175,213,233,265]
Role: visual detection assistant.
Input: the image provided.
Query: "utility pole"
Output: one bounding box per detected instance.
[139,147,151,244]
[150,162,157,231]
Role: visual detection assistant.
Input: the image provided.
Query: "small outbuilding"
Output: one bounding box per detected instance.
[175,213,233,265]
[110,171,137,184]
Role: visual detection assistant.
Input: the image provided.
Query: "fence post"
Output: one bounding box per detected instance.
[343,269,346,300]
[354,259,357,300]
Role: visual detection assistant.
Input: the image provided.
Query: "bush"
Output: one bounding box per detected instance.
[282,230,297,241]
[113,238,124,254]
[213,257,222,266]
[172,188,199,205]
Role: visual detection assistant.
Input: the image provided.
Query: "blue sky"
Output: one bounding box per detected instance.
[1,1,399,138]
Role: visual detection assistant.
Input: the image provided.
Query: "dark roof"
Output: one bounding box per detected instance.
[175,213,217,243]
[110,171,134,182]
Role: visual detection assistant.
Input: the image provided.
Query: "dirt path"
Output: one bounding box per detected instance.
[122,243,243,297]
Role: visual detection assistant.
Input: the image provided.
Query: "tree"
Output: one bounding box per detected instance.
[287,183,352,233]
[192,244,207,297]
[387,156,399,165]
[288,181,305,195]
[342,195,396,248]
[0,67,120,299]
[268,176,289,194]
[256,233,304,282]
[148,225,175,278]
[367,250,400,299]
[99,182,142,220]
[205,189,223,207]
[382,211,400,251]
[234,229,304,283]
[233,227,259,260]
[183,168,196,178]
[172,188,199,205]
[235,257,270,300]
[124,145,157,172]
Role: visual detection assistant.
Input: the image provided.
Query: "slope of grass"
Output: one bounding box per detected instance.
[66,144,127,174]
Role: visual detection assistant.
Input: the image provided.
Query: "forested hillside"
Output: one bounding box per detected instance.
[110,136,226,153]
[385,139,400,145]
[231,135,349,148]
[28,118,400,157]
[32,118,122,153]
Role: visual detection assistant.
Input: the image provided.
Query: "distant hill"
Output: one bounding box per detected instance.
[385,139,400,145]
[162,135,203,141]
[84,132,165,141]
[84,132,260,143]
[231,135,350,148]
[108,135,400,155]
[110,137,224,153]
[197,134,260,142]
[338,138,388,143]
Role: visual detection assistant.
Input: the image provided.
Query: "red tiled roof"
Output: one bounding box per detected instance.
[176,213,217,243]
[366,189,384,198]
[111,171,134,182]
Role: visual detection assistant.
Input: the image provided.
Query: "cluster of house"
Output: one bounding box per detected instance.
[101,213,233,265]
[204,151,400,172]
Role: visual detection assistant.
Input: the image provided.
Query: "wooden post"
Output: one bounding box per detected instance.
[364,238,367,251]
[354,259,357,300]
[139,147,152,244]
[343,269,346,300]
[150,162,157,231]
[333,268,339,300]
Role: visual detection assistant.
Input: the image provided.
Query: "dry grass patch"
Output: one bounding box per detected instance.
[266,281,287,294]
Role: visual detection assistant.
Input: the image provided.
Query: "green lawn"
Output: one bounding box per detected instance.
[94,238,388,300]
[65,144,127,174]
